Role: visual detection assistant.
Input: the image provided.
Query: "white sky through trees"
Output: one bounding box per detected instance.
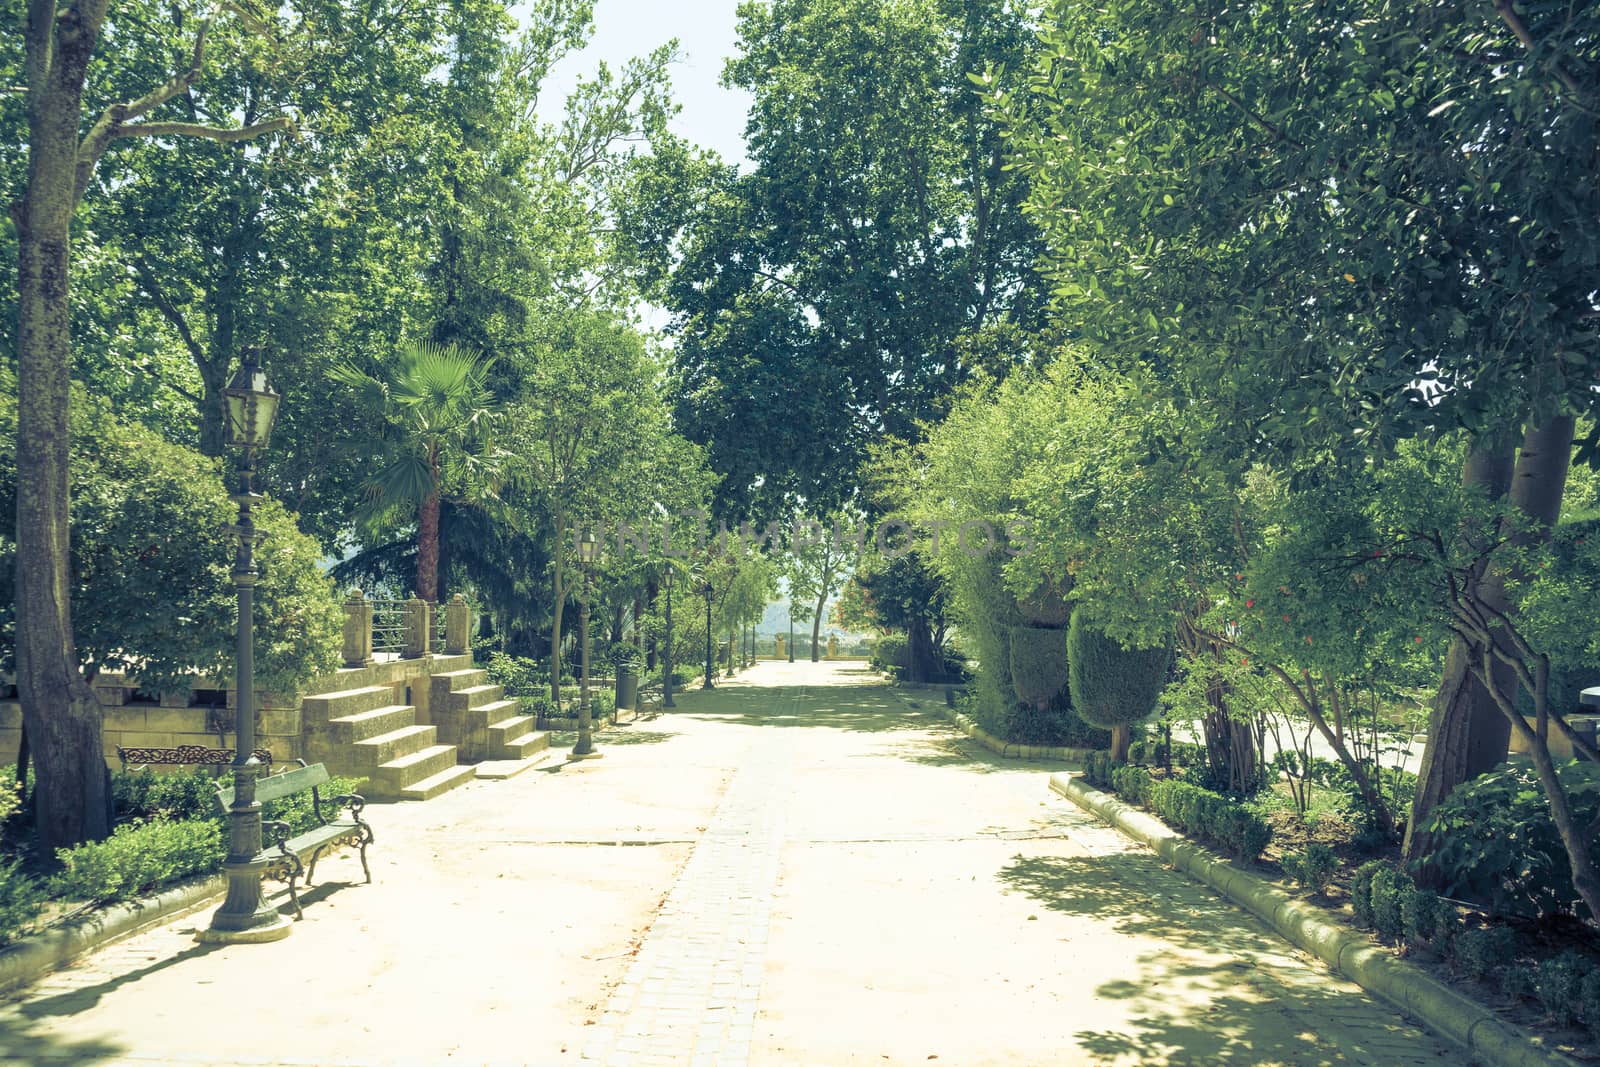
[531,0,753,168]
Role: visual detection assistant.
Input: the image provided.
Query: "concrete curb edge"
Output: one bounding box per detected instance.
[0,873,226,999]
[1049,772,1581,1067]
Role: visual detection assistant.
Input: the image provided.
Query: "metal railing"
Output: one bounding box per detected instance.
[370,599,408,655]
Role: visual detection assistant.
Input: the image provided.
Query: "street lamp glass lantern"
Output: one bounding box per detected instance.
[577,530,601,565]
[222,354,279,450]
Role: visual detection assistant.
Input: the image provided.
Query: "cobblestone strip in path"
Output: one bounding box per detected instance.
[582,729,793,1067]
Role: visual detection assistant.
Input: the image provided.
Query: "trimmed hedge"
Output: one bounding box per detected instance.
[1348,860,1600,1038]
[53,819,226,904]
[1083,753,1271,861]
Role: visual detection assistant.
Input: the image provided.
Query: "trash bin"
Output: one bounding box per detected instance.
[615,665,639,712]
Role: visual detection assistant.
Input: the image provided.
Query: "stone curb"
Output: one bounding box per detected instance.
[1049,772,1581,1067]
[0,873,226,999]
[939,705,1095,763]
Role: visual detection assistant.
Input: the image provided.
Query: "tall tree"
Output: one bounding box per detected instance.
[329,340,501,603]
[13,0,287,848]
[626,0,1046,516]
[1002,0,1600,840]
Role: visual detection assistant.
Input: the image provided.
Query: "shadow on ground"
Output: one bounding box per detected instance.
[999,852,1414,1064]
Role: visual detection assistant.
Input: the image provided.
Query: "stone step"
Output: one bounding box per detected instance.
[327,704,416,743]
[351,724,437,767]
[493,729,549,761]
[431,668,488,692]
[449,683,504,710]
[399,763,477,801]
[302,685,395,724]
[475,698,521,721]
[370,743,457,794]
[476,747,556,781]
[487,714,535,745]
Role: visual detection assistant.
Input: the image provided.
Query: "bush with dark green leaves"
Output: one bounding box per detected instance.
[0,858,44,947]
[1401,886,1443,948]
[1417,759,1600,921]
[0,385,341,696]
[1147,779,1272,861]
[1534,952,1591,1027]
[1067,609,1170,759]
[1450,925,1518,983]
[1110,764,1155,807]
[1350,860,1389,928]
[112,768,220,823]
[53,819,226,904]
[483,652,549,698]
[1282,843,1338,895]
[1369,866,1408,942]
[869,633,908,677]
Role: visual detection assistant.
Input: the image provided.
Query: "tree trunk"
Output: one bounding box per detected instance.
[905,618,939,683]
[550,554,565,706]
[416,489,441,603]
[1110,724,1131,763]
[1406,421,1571,863]
[810,590,826,662]
[14,0,112,849]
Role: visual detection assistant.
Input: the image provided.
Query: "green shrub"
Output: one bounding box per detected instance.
[1351,860,1390,928]
[1110,764,1154,807]
[112,768,219,824]
[53,819,226,904]
[1450,925,1517,983]
[1008,624,1070,710]
[1417,759,1600,921]
[1370,866,1407,942]
[869,633,908,678]
[1067,609,1171,760]
[1401,887,1443,948]
[259,775,367,837]
[0,858,44,947]
[1500,962,1537,1000]
[1533,952,1591,1026]
[1282,843,1338,895]
[0,764,22,826]
[483,652,549,698]
[1147,779,1272,861]
[1580,969,1600,1035]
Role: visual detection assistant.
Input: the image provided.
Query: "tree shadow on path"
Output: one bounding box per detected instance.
[999,852,1439,1066]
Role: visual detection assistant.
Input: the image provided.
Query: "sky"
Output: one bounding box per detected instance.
[533,0,754,168]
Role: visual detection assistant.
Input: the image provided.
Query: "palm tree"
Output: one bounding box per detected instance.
[330,340,499,603]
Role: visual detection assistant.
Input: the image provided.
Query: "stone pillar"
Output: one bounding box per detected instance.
[403,597,430,659]
[343,590,374,667]
[827,634,839,659]
[774,634,786,660]
[445,594,471,655]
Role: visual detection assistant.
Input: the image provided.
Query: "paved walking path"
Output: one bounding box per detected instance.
[0,661,1458,1066]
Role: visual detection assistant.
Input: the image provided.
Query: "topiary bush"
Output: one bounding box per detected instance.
[1067,609,1171,762]
[1401,886,1443,948]
[869,633,909,678]
[1008,623,1070,710]
[53,819,226,904]
[1110,764,1154,807]
[1533,952,1591,1026]
[1350,860,1390,928]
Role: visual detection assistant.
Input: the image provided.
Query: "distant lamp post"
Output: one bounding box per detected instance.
[572,530,603,759]
[662,566,676,709]
[200,349,289,944]
[787,605,795,663]
[701,579,715,689]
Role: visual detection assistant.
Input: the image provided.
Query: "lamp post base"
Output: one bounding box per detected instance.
[197,863,291,944]
[567,750,605,761]
[197,914,292,944]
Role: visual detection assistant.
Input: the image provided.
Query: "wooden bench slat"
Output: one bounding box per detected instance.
[215,763,330,809]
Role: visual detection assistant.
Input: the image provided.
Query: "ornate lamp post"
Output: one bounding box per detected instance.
[787,604,795,663]
[571,531,603,760]
[200,349,288,944]
[701,579,715,689]
[662,565,676,709]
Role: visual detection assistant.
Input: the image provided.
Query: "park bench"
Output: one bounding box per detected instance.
[116,743,273,773]
[212,761,373,920]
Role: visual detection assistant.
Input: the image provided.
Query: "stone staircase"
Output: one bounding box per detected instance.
[303,684,476,801]
[430,668,550,772]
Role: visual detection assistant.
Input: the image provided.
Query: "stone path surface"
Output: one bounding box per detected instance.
[0,660,1462,1066]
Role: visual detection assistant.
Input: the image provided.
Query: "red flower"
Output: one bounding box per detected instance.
[1414,636,1423,644]
[1282,614,1291,622]
[1245,599,1255,608]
